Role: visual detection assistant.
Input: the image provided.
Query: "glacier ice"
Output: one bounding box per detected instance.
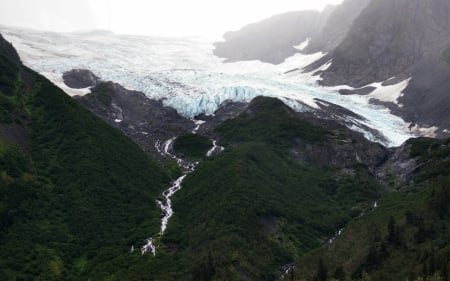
[0,27,420,147]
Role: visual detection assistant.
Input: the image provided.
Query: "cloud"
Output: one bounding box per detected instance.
[0,0,344,37]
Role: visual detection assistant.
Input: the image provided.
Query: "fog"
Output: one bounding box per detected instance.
[0,0,343,38]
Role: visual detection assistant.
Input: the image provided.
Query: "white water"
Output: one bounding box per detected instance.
[328,228,344,244]
[141,138,197,255]
[206,140,224,157]
[0,27,420,147]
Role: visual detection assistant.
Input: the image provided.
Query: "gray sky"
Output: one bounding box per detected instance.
[0,0,344,38]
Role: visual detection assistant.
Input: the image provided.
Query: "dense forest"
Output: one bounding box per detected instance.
[0,31,449,281]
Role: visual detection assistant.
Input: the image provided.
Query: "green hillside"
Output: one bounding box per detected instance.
[147,97,382,280]
[0,34,170,280]
[1,33,449,281]
[288,138,450,281]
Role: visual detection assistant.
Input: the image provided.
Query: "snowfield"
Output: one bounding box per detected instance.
[1,27,420,147]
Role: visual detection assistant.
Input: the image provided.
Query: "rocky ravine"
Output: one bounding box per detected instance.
[65,69,249,159]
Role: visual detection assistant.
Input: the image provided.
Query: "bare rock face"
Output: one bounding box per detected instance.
[62,69,100,89]
[321,0,450,87]
[213,0,370,64]
[319,0,450,134]
[304,0,371,54]
[289,114,389,172]
[64,70,194,157]
[213,10,322,64]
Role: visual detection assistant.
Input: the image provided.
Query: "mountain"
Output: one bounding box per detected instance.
[0,34,171,280]
[1,31,449,281]
[288,138,450,281]
[67,70,194,158]
[214,0,450,138]
[320,0,450,132]
[109,96,386,280]
[321,0,450,86]
[304,0,371,54]
[213,10,324,64]
[213,0,371,64]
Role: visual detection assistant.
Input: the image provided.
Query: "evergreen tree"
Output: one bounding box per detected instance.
[316,258,328,281]
[387,216,400,246]
[333,265,346,281]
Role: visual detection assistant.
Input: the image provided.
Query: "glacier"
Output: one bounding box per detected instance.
[0,26,421,147]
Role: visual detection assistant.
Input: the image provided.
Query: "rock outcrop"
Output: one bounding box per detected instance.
[69,70,195,157]
[62,69,100,89]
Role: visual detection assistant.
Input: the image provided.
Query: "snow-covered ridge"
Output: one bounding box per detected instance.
[0,27,420,147]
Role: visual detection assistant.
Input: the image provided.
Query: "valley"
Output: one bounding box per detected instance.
[0,0,449,280]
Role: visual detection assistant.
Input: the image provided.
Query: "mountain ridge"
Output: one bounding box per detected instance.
[214,0,450,139]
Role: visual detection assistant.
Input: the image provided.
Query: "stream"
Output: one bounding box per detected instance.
[140,121,222,255]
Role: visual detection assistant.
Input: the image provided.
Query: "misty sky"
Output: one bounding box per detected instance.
[0,0,343,38]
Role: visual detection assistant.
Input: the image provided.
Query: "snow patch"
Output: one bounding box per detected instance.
[293,38,310,51]
[367,78,411,103]
[409,125,439,138]
[41,72,91,97]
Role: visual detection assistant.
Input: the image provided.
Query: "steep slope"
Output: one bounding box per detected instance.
[287,138,450,281]
[319,0,450,130]
[71,72,194,157]
[145,97,387,280]
[0,34,170,280]
[321,0,450,86]
[213,10,322,64]
[213,0,371,64]
[304,0,371,54]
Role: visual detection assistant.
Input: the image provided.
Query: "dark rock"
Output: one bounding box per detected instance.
[214,0,370,64]
[288,114,389,172]
[63,69,100,89]
[376,143,417,188]
[318,0,450,133]
[75,80,194,158]
[399,58,450,130]
[196,101,248,136]
[0,34,21,64]
[321,0,450,87]
[213,11,322,64]
[304,0,371,54]
[339,86,376,96]
[303,53,332,73]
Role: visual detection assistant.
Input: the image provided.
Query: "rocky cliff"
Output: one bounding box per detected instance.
[319,0,450,131]
[213,10,323,64]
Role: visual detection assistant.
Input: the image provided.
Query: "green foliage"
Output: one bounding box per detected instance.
[291,138,450,281]
[173,134,212,160]
[216,96,327,147]
[0,39,170,280]
[407,138,450,183]
[152,97,380,280]
[316,258,328,281]
[1,34,449,281]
